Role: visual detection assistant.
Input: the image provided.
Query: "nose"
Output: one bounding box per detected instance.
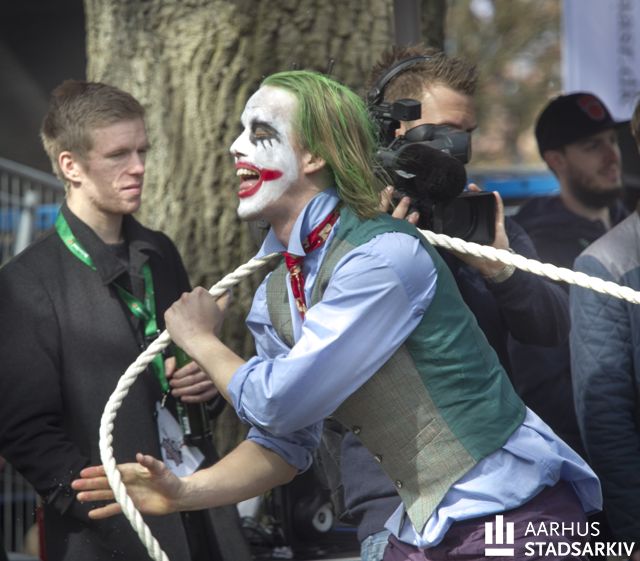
[229,137,243,157]
[604,141,621,166]
[230,128,249,158]
[129,152,145,175]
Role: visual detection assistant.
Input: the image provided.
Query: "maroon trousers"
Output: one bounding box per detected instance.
[383,482,588,561]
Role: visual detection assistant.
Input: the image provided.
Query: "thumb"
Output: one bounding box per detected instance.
[493,191,505,228]
[216,290,233,312]
[136,453,165,475]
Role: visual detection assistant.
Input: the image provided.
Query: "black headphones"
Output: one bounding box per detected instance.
[367,55,433,106]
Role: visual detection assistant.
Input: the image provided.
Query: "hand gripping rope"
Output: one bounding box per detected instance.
[98,231,640,561]
[98,253,280,561]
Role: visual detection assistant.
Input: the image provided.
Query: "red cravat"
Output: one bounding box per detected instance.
[282,206,340,318]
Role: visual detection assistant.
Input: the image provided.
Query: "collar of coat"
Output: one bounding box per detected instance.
[60,201,166,287]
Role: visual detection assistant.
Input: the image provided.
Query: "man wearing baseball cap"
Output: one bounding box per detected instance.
[511,92,630,552]
[515,91,628,268]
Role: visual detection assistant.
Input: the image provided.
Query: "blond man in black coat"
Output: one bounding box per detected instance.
[0,81,250,561]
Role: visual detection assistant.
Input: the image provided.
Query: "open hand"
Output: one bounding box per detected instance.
[71,453,183,519]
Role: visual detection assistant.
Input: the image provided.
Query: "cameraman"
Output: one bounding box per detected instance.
[335,46,576,561]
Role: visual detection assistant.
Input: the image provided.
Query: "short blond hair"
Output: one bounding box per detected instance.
[40,80,145,185]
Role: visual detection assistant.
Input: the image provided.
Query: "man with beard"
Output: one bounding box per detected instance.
[73,70,601,561]
[510,92,629,548]
[514,92,628,268]
[570,99,640,560]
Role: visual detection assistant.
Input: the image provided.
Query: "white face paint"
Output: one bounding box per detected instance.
[230,86,301,220]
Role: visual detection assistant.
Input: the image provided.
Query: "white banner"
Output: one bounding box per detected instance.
[562,0,640,121]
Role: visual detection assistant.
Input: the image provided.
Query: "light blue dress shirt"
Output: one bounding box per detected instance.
[227,187,601,547]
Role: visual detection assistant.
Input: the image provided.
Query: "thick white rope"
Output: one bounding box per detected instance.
[99,231,640,561]
[419,229,640,305]
[98,253,280,561]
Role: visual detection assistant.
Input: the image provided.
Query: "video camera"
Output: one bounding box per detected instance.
[367,56,496,244]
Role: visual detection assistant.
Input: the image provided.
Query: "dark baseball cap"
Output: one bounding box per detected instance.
[535,92,626,156]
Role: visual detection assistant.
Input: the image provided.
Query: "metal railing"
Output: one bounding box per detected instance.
[1,465,37,557]
[1,157,63,557]
[0,156,64,266]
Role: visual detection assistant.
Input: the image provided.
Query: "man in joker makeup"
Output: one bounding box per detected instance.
[74,71,601,561]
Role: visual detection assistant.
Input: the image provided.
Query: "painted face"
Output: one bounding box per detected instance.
[230,86,301,220]
[68,118,148,218]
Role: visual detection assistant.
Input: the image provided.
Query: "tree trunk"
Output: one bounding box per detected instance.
[83,0,445,453]
[422,0,447,49]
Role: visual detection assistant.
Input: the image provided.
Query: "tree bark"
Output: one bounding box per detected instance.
[422,0,447,49]
[83,0,402,453]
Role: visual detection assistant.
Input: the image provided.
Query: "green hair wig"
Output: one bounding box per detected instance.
[262,70,384,219]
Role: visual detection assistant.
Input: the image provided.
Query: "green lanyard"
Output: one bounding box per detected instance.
[55,212,169,396]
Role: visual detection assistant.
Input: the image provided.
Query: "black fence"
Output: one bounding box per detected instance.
[1,157,63,558]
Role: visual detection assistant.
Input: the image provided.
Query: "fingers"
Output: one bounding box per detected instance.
[72,475,110,492]
[164,356,177,378]
[172,377,216,394]
[179,387,219,403]
[172,378,218,397]
[391,195,411,220]
[392,198,420,224]
[467,182,481,192]
[493,190,505,226]
[79,465,107,478]
[379,186,420,224]
[87,503,123,520]
[170,362,218,401]
[170,360,201,381]
[76,489,116,503]
[216,290,232,312]
[406,211,420,225]
[379,186,394,212]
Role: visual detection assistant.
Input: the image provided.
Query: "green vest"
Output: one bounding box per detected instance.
[266,206,525,531]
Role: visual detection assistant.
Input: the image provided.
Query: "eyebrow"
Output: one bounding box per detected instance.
[104,142,151,157]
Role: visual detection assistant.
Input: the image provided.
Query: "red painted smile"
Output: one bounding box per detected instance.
[236,163,283,198]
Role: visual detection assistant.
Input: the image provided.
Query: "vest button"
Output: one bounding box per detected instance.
[352,426,361,435]
[374,454,383,463]
[395,480,403,489]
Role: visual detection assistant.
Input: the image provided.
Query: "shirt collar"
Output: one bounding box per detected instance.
[256,187,340,257]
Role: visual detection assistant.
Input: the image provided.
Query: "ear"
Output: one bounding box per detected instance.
[301,151,326,175]
[58,151,83,185]
[542,149,566,174]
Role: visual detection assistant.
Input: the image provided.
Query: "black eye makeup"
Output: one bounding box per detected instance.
[250,120,281,147]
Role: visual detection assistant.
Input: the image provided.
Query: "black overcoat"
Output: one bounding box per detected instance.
[0,203,251,561]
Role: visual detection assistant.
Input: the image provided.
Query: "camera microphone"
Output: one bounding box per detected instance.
[368,63,495,243]
[379,142,467,203]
